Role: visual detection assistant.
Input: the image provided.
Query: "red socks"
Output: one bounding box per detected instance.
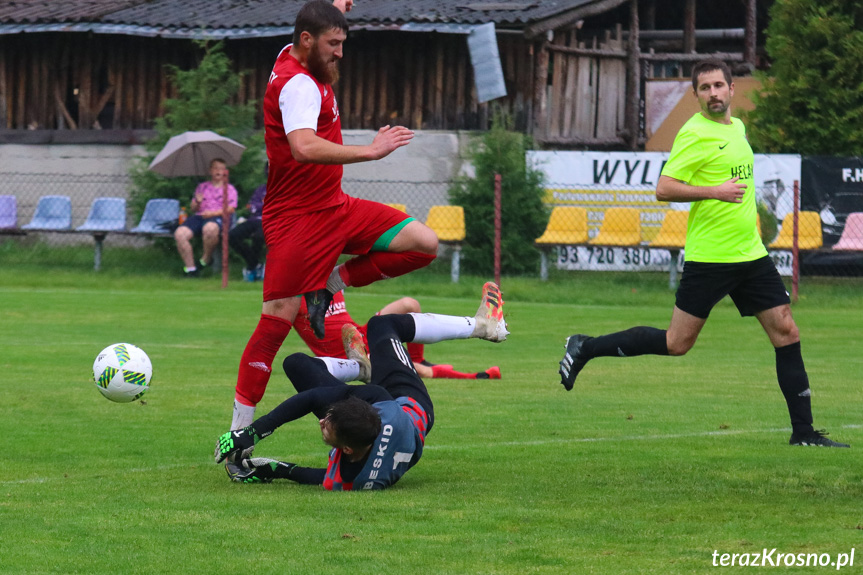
[431,365,474,379]
[343,251,436,287]
[235,314,293,406]
[430,365,502,379]
[407,343,425,364]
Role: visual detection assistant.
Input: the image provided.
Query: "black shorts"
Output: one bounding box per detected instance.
[366,315,435,432]
[181,215,222,236]
[675,255,790,319]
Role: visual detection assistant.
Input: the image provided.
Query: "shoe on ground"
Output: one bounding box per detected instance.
[304,288,334,340]
[226,458,295,483]
[242,268,256,282]
[559,334,591,391]
[484,366,501,379]
[183,268,200,278]
[789,429,849,448]
[342,324,371,383]
[471,281,509,342]
[475,366,501,380]
[214,426,265,464]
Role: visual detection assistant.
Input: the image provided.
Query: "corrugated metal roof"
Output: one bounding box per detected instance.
[0,21,293,39]
[0,0,608,33]
[0,1,149,22]
[345,0,595,26]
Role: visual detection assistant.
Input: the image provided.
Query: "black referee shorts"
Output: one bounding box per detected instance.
[366,314,435,431]
[675,255,790,319]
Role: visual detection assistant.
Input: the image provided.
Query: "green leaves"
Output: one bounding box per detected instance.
[129,42,266,219]
[449,111,549,275]
[744,0,863,156]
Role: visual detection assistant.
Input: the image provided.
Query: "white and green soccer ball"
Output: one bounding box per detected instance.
[93,343,152,403]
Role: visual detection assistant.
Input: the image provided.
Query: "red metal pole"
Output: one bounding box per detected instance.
[221,180,229,289]
[791,179,799,302]
[494,173,502,287]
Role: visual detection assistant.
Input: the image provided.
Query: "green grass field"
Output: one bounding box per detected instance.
[2,248,862,574]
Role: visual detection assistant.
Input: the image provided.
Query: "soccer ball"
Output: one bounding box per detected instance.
[93,343,152,403]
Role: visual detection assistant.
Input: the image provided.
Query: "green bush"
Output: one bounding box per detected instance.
[757,201,778,246]
[743,0,863,155]
[448,113,548,275]
[129,41,265,219]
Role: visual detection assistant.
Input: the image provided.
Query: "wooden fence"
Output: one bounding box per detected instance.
[0,30,536,133]
[539,28,627,145]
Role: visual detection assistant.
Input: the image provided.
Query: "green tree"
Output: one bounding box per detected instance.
[744,0,863,155]
[129,41,265,216]
[449,112,548,275]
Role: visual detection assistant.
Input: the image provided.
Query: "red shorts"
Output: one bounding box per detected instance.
[294,294,368,358]
[262,196,409,301]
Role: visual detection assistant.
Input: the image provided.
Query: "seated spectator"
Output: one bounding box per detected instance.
[174,158,238,277]
[229,168,266,282]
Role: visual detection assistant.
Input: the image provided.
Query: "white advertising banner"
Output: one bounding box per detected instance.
[528,151,801,275]
[555,245,683,273]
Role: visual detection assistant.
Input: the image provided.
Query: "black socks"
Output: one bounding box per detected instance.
[775,341,814,434]
[582,326,669,359]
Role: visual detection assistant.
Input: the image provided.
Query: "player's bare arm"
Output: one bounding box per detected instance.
[287,125,414,165]
[656,175,746,204]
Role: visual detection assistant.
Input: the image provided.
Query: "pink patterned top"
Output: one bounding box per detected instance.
[194,181,238,215]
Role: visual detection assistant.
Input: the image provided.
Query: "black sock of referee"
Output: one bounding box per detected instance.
[775,341,814,435]
[581,326,669,359]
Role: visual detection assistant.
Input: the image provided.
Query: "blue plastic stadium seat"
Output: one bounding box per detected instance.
[131,198,180,234]
[76,197,127,232]
[0,194,17,229]
[22,195,72,231]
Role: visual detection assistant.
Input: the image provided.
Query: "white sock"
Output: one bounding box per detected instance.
[317,356,361,382]
[326,266,348,293]
[231,400,256,430]
[409,313,476,343]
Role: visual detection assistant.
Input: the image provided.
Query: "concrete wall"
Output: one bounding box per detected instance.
[0,143,144,177]
[341,130,473,221]
[0,130,474,224]
[0,130,472,179]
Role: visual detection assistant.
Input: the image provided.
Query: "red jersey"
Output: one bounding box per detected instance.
[263,45,345,220]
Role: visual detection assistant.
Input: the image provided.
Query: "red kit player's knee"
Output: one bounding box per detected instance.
[344,251,436,287]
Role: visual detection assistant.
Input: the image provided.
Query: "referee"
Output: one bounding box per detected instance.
[558,59,847,448]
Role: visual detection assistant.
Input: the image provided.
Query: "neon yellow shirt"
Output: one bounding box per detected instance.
[661,113,766,263]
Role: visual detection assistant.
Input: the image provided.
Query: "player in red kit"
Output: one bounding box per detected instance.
[230,0,438,431]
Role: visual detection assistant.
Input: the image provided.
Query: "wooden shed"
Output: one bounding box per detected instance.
[0,0,766,149]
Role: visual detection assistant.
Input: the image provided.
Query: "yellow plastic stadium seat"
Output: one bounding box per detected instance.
[589,208,642,246]
[536,207,589,245]
[386,203,407,213]
[425,205,465,243]
[768,211,823,250]
[649,210,689,248]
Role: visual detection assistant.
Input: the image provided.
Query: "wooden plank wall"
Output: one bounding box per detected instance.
[542,28,628,142]
[333,31,533,131]
[0,33,204,130]
[0,31,535,133]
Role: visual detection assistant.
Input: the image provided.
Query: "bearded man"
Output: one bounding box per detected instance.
[228,0,438,432]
